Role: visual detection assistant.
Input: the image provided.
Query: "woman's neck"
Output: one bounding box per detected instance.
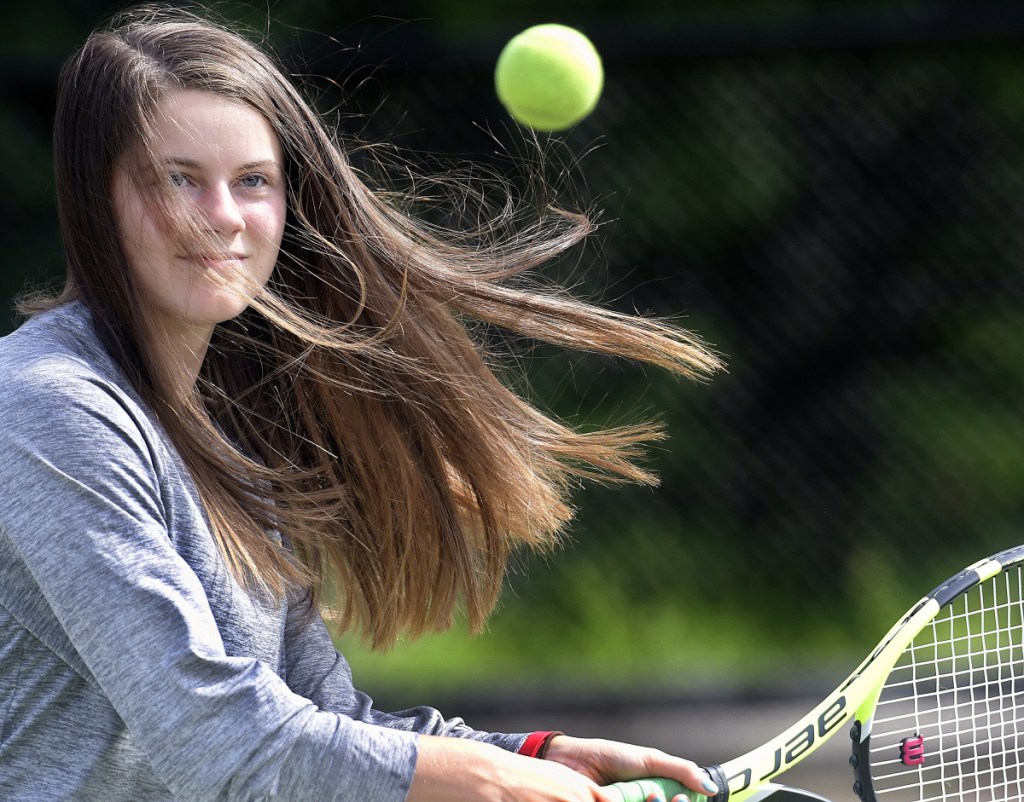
[145,318,214,405]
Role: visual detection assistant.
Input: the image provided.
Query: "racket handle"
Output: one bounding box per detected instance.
[601,778,698,802]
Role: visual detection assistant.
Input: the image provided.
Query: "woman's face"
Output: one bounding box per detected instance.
[111,89,287,348]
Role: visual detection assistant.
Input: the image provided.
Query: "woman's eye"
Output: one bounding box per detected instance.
[169,172,190,187]
[239,174,267,189]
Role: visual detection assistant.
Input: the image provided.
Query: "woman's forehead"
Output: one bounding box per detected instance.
[148,90,281,161]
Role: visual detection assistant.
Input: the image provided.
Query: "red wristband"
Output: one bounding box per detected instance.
[518,730,564,759]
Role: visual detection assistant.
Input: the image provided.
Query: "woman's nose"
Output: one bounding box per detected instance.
[201,184,245,234]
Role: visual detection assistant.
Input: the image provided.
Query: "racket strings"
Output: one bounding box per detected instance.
[867,566,1024,801]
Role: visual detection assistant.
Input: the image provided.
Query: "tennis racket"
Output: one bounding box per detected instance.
[600,544,1024,802]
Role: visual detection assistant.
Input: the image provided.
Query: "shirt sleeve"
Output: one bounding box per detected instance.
[0,361,417,802]
[282,590,529,753]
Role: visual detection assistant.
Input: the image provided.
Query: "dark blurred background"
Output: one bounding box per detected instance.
[5,0,1024,715]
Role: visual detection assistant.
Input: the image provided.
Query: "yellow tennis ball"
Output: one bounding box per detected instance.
[494,24,604,132]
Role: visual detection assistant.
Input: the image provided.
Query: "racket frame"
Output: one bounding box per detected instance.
[711,550,1013,802]
[603,546,1024,802]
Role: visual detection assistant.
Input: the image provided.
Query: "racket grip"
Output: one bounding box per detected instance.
[601,778,698,802]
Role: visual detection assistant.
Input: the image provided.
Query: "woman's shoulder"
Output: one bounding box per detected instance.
[0,303,141,419]
[0,305,173,483]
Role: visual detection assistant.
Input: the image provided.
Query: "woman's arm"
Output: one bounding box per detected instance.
[282,592,716,801]
[0,362,417,802]
[0,350,712,802]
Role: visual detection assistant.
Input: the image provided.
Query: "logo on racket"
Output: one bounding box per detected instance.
[900,734,925,766]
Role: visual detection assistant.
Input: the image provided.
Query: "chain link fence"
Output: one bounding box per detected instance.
[316,10,1024,675]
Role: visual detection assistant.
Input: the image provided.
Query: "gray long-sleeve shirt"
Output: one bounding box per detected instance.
[0,303,526,801]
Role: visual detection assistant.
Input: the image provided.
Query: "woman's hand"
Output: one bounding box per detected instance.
[542,735,718,800]
[408,733,717,802]
[409,734,616,802]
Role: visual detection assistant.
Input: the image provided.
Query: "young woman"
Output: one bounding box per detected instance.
[0,5,723,801]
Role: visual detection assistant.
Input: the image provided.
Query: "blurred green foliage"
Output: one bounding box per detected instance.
[5,1,1024,698]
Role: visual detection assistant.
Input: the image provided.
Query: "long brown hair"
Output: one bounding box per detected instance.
[29,4,722,647]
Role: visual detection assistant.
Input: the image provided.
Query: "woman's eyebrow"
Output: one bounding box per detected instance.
[239,159,281,170]
[161,156,202,169]
[159,157,282,171]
